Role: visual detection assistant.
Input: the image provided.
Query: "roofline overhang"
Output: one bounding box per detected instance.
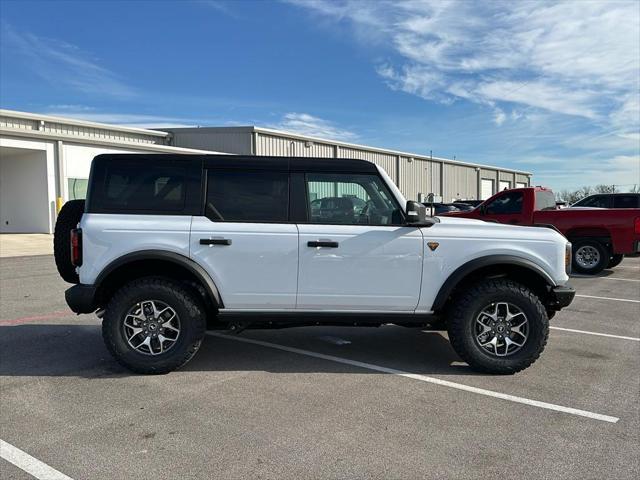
[0,109,170,137]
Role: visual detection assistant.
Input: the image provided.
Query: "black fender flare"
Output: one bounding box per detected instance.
[95,250,223,307]
[431,255,556,311]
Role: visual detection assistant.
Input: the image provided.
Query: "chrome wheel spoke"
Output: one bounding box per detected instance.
[123,300,180,356]
[505,336,523,349]
[475,301,528,358]
[127,327,144,342]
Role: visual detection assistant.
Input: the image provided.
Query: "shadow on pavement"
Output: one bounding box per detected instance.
[0,323,474,378]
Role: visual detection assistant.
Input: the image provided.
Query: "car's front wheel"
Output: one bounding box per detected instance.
[447,279,549,374]
[102,277,206,374]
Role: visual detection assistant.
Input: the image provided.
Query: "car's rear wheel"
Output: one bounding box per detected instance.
[572,239,608,275]
[607,254,624,269]
[447,279,549,374]
[102,277,206,374]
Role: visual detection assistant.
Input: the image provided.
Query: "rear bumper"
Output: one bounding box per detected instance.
[65,284,97,314]
[547,284,576,311]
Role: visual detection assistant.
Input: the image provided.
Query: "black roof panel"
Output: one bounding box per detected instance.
[93,154,378,174]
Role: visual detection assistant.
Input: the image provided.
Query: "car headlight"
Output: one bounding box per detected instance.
[565,242,572,275]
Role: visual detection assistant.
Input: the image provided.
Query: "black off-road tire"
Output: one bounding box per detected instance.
[572,239,608,275]
[102,277,206,374]
[607,254,624,269]
[447,279,549,374]
[53,199,85,284]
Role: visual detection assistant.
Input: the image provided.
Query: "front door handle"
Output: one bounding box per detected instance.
[200,238,232,246]
[307,241,339,248]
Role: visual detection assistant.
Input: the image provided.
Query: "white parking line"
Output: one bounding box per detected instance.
[0,439,73,480]
[550,326,640,342]
[207,332,619,423]
[572,275,640,282]
[576,294,640,303]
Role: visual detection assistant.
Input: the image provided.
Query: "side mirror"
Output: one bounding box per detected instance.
[406,200,428,225]
[479,204,487,215]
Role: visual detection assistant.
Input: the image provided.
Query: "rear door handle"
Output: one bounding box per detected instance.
[307,241,339,248]
[200,238,232,246]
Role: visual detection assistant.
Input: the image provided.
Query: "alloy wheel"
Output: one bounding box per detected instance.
[123,300,181,355]
[475,302,529,357]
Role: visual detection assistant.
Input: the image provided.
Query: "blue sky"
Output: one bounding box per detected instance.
[1,0,638,191]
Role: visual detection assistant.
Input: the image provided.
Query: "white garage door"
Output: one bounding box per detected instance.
[516,182,527,188]
[499,180,511,191]
[0,147,51,233]
[481,179,494,200]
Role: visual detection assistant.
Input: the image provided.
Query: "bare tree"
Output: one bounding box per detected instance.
[594,184,617,193]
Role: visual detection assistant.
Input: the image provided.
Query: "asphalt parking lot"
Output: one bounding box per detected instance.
[1,255,638,479]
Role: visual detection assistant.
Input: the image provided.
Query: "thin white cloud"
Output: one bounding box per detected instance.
[43,108,197,128]
[1,23,135,98]
[290,0,640,130]
[268,112,358,141]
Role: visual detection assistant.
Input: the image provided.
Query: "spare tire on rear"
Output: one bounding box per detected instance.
[54,199,85,284]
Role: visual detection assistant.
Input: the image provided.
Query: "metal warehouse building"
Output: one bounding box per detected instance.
[0,109,216,233]
[0,109,531,233]
[166,126,531,203]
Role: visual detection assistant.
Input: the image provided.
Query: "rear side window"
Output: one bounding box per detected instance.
[613,195,640,208]
[206,170,289,222]
[535,191,556,211]
[485,191,524,215]
[92,163,188,212]
[575,195,609,208]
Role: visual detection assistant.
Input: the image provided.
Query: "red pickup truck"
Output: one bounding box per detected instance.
[443,187,640,274]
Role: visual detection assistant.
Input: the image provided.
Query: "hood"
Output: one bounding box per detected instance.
[434,215,485,225]
[430,215,566,243]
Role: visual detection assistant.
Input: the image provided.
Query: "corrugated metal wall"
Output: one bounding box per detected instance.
[516,174,529,185]
[499,170,515,182]
[398,157,441,201]
[257,134,335,157]
[443,164,479,201]
[171,131,252,155]
[0,114,165,145]
[338,146,398,180]
[168,128,531,203]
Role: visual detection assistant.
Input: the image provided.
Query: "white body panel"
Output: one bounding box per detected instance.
[416,216,569,312]
[297,225,423,310]
[79,214,192,284]
[190,217,298,309]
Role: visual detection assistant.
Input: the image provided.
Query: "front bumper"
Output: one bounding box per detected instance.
[65,284,97,314]
[547,284,576,311]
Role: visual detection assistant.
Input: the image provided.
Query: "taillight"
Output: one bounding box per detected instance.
[70,228,82,267]
[565,242,572,275]
[635,217,640,235]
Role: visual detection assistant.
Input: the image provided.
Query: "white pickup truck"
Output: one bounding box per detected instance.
[54,154,575,375]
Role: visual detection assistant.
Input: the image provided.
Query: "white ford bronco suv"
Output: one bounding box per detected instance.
[54,154,575,375]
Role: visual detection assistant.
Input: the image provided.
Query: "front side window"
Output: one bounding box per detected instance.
[206,170,289,222]
[613,195,639,208]
[485,191,524,215]
[306,173,402,225]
